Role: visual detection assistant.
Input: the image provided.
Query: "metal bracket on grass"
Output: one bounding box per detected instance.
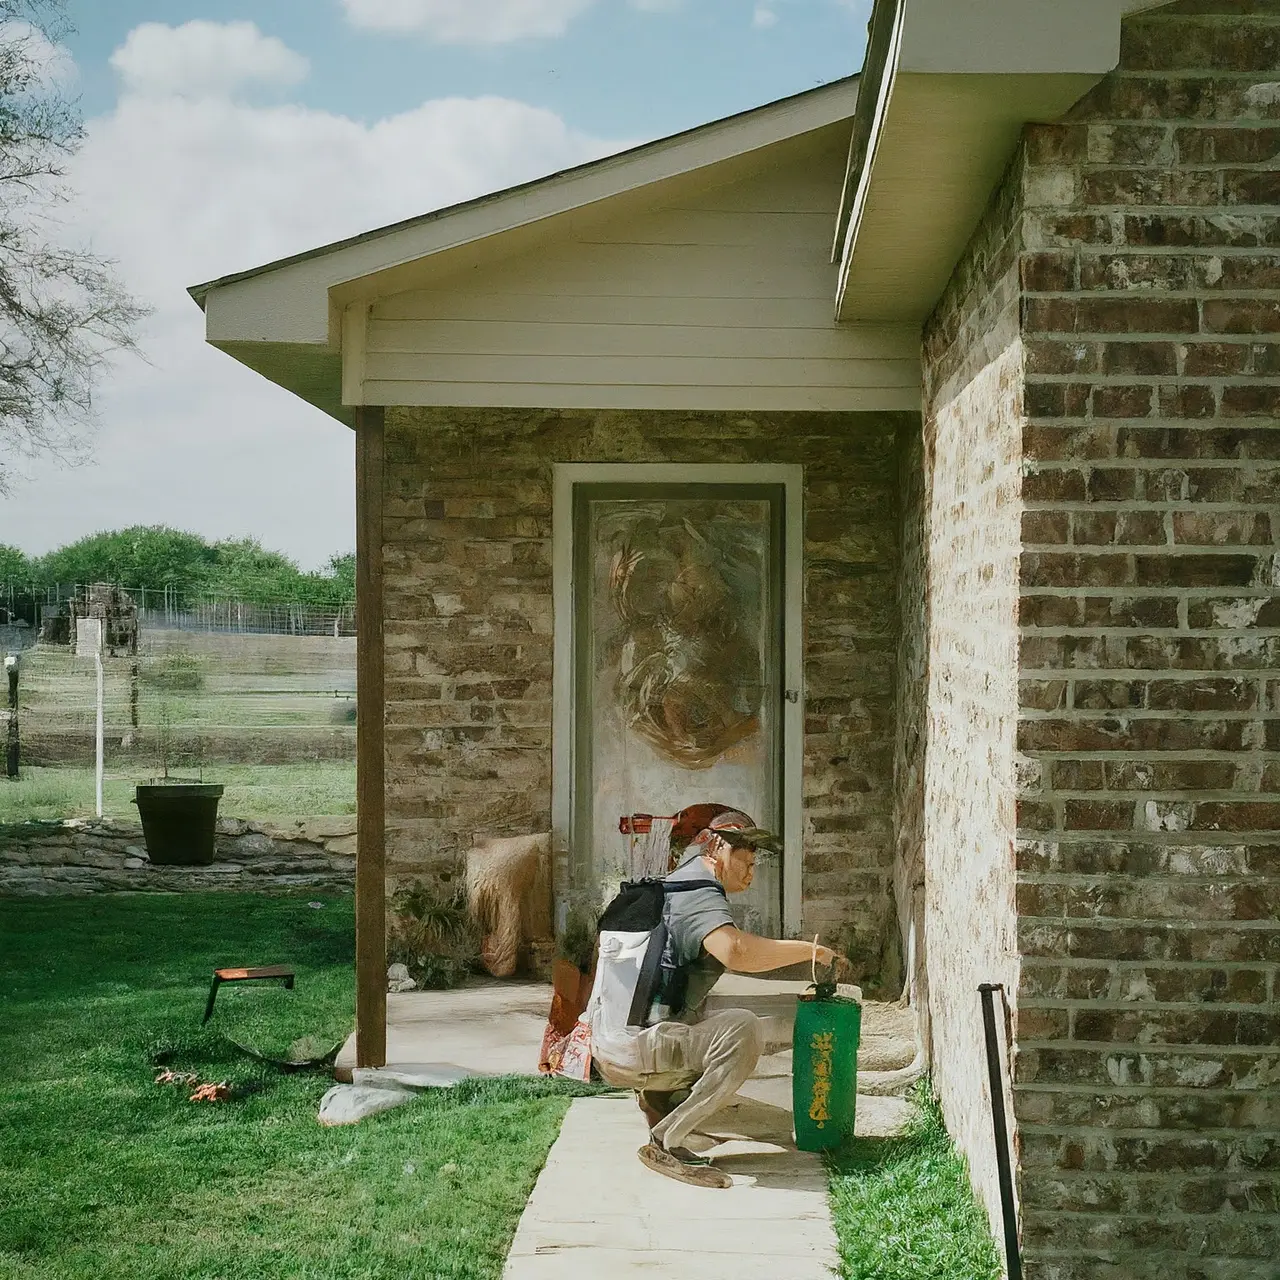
[203,965,295,1024]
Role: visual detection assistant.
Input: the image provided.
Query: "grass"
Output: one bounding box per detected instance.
[0,893,587,1280]
[0,762,356,824]
[828,1085,1002,1280]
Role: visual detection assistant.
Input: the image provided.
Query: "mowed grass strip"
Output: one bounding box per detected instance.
[828,1087,1002,1280]
[0,762,356,824]
[0,893,578,1280]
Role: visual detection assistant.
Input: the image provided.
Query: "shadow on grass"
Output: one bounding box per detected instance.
[827,1086,1002,1280]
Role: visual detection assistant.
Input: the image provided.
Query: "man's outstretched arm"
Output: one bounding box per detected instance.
[703,925,843,975]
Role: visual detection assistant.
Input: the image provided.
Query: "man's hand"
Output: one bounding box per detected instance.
[813,944,848,974]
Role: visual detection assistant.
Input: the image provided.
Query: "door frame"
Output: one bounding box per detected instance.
[551,462,805,936]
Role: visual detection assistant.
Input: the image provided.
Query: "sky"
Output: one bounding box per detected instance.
[2,0,870,570]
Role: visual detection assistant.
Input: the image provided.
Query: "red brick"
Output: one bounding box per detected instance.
[1188,465,1280,502]
[1125,211,1280,247]
[1181,341,1251,376]
[1188,595,1280,628]
[1116,426,1247,458]
[1021,679,1068,712]
[1023,468,1089,501]
[1025,339,1100,376]
[1025,123,1088,164]
[1023,511,1070,544]
[1093,384,1155,418]
[1088,123,1173,165]
[1026,381,1090,418]
[1063,800,1140,831]
[1021,250,1076,292]
[1222,168,1280,207]
[1024,295,1200,335]
[1019,800,1057,831]
[1176,125,1280,164]
[1101,341,1178,376]
[1192,802,1280,831]
[1023,552,1132,588]
[1147,678,1257,711]
[1157,385,1217,419]
[1133,553,1258,587]
[1024,424,1115,462]
[1017,717,1248,754]
[1220,383,1280,416]
[1202,298,1280,334]
[1172,510,1272,545]
[1074,680,1145,711]
[1086,468,1139,501]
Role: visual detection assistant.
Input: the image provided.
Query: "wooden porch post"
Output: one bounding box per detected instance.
[354,404,386,1068]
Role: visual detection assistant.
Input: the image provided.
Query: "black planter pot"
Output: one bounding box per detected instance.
[133,783,224,866]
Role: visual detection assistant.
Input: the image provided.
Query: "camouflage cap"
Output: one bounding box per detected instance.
[707,811,783,855]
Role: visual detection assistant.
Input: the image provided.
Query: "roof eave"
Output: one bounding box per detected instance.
[832,0,1162,324]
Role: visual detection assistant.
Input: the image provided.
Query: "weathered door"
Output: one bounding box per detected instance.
[571,483,785,936]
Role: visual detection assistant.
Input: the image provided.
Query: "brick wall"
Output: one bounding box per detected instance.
[380,407,914,980]
[1014,4,1280,1274]
[915,154,1028,1252]
[915,2,1280,1275]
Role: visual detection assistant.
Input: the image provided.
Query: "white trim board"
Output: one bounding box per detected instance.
[551,462,805,937]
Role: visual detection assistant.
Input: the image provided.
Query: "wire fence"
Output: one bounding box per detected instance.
[6,628,356,774]
[1,582,355,638]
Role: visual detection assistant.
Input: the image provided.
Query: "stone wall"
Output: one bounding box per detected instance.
[381,407,914,980]
[914,2,1280,1275]
[915,153,1028,1255]
[0,816,356,896]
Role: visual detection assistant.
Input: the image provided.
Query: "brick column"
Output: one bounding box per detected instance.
[1012,3,1280,1275]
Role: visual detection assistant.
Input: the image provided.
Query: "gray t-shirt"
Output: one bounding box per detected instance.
[651,854,735,1025]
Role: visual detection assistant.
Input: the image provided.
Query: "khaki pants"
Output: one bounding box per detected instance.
[595,1009,764,1152]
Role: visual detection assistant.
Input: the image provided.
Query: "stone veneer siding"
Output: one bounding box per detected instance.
[912,3,1280,1276]
[380,407,914,982]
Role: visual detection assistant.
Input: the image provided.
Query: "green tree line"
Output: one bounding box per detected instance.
[0,527,354,606]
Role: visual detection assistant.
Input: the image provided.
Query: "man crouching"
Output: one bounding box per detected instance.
[590,806,845,1189]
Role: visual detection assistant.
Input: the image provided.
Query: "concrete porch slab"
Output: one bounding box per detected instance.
[333,979,552,1082]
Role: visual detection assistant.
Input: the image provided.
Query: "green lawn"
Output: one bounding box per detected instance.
[829,1087,1002,1279]
[0,894,582,1280]
[0,763,356,824]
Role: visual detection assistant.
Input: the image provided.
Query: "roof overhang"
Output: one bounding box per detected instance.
[189,78,859,424]
[833,0,1173,323]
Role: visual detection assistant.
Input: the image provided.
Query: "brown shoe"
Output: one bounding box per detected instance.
[637,1142,732,1190]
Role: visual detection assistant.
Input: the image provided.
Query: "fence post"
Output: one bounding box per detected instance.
[5,654,18,778]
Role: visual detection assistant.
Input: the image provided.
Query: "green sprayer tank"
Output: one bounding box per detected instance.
[792,986,861,1151]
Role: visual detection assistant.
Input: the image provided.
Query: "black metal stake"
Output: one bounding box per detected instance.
[979,982,1022,1280]
[5,657,18,779]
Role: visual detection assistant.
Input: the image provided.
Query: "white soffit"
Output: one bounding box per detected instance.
[833,0,1162,323]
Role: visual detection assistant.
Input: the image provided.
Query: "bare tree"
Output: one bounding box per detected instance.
[0,0,145,492]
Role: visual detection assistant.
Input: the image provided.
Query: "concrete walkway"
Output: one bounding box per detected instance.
[501,977,918,1280]
[503,1095,839,1280]
[332,975,918,1278]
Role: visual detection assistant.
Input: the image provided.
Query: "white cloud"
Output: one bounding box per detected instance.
[752,5,779,27]
[109,20,309,99]
[3,23,627,566]
[340,0,595,43]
